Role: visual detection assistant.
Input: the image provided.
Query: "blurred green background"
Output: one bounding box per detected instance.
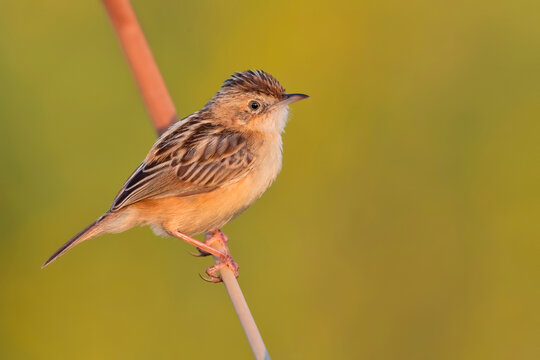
[1,0,539,359]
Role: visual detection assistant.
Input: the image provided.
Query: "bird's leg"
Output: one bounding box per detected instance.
[171,230,227,259]
[189,229,228,257]
[171,229,239,283]
[200,229,239,283]
[205,229,229,246]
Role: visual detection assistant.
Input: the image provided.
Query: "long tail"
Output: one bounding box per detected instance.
[42,213,111,268]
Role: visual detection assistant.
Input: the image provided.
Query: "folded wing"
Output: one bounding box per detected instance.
[110,117,255,212]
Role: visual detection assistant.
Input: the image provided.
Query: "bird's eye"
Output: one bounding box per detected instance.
[248,101,260,111]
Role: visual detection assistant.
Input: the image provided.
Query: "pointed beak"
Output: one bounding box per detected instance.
[278,93,309,106]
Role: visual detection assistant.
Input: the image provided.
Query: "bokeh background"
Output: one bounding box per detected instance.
[1,1,539,359]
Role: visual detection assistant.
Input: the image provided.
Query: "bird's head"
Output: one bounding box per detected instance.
[206,70,308,134]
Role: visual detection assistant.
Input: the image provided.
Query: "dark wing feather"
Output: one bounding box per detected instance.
[110,117,255,212]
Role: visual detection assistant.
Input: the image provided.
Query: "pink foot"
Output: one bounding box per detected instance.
[200,255,240,283]
[171,228,239,283]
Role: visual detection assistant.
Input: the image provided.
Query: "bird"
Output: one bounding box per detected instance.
[42,70,308,281]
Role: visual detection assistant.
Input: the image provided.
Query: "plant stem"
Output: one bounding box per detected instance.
[221,269,271,360]
[102,0,176,136]
[212,240,271,360]
[101,1,270,358]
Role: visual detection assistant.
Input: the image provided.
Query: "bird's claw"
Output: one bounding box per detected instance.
[199,255,239,283]
[189,247,212,257]
[199,272,222,283]
[193,229,238,283]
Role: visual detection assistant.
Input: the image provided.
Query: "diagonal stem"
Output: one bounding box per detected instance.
[102,0,177,136]
[210,236,271,360]
[101,1,270,358]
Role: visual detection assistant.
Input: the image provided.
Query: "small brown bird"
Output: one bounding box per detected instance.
[43,70,308,281]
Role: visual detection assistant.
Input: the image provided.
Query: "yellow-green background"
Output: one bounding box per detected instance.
[1,1,539,359]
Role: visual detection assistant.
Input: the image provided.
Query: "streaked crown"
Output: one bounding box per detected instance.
[219,70,286,99]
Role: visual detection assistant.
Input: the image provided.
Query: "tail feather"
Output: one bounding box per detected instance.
[42,214,109,268]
